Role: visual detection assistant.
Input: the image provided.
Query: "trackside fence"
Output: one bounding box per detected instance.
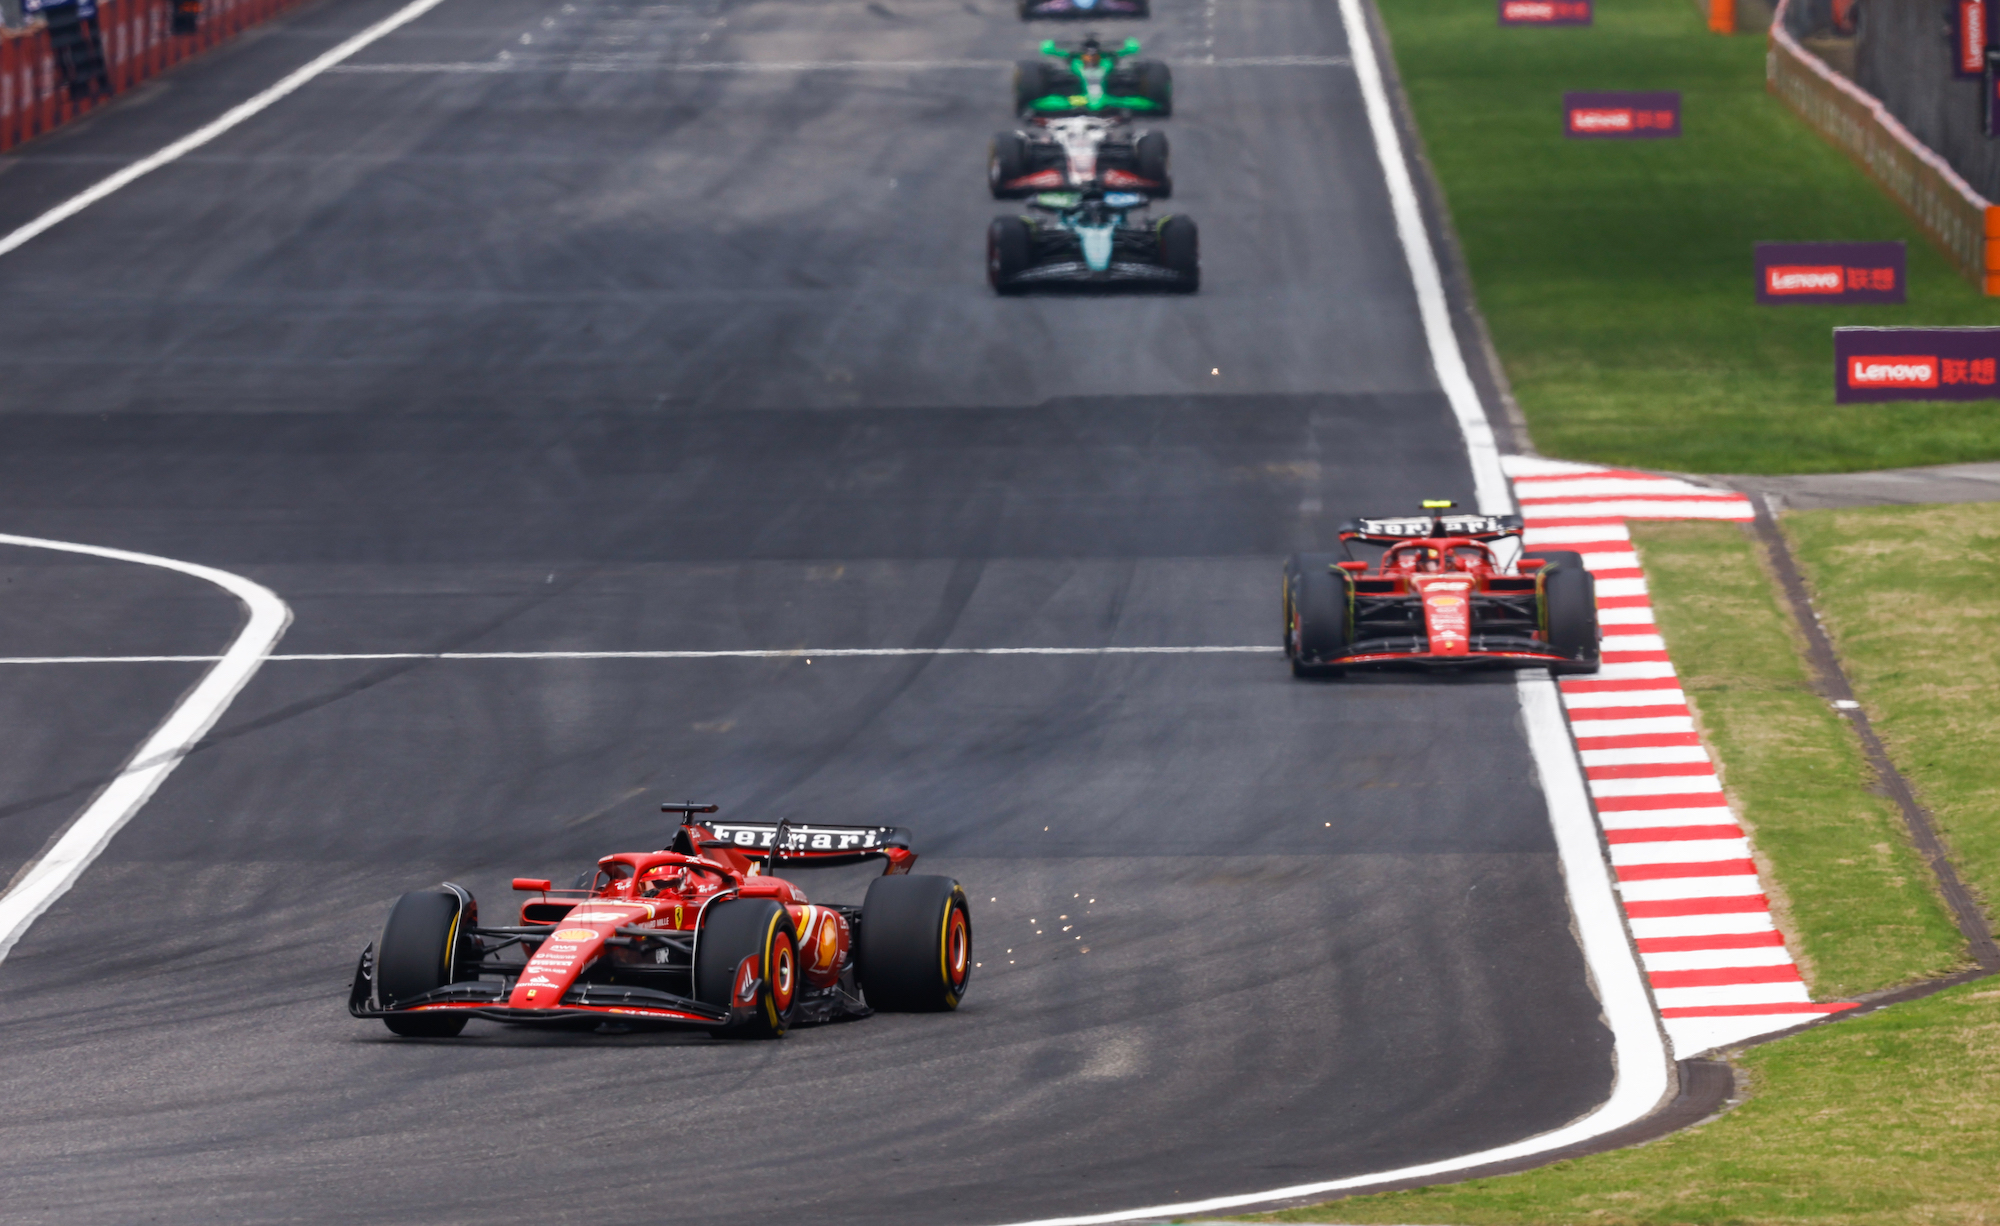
[1,0,312,154]
[1767,0,2000,293]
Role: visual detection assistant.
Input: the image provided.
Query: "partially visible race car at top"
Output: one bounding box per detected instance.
[1014,36,1171,118]
[988,189,1198,292]
[990,116,1171,198]
[348,803,972,1039]
[1283,501,1601,677]
[1020,0,1149,19]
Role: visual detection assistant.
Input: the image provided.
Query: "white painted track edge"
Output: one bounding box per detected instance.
[0,0,454,260]
[983,0,1669,1218]
[0,535,291,964]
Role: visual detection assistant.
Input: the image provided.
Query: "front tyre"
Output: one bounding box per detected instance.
[696,898,800,1039]
[1284,554,1351,678]
[1532,552,1600,672]
[858,875,972,1012]
[989,216,1033,293]
[1157,215,1198,292]
[375,886,474,1037]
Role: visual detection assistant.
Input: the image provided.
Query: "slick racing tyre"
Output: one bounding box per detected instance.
[1157,214,1199,292]
[376,886,474,1037]
[1530,551,1600,672]
[858,874,972,1012]
[989,131,1030,197]
[1133,59,1172,115]
[1284,554,1351,678]
[696,898,800,1039]
[989,216,1033,293]
[1135,130,1171,196]
[1015,60,1067,115]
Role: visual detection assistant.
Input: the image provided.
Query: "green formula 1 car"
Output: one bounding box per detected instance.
[1013,35,1172,118]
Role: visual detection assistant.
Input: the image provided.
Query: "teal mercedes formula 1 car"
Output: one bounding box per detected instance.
[1013,35,1171,118]
[988,190,1198,293]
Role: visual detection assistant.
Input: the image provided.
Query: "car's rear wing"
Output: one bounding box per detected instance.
[668,804,917,873]
[1337,512,1525,544]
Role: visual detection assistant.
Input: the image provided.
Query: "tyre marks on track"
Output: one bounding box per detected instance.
[1506,456,1858,1056]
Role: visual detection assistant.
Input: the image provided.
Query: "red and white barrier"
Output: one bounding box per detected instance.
[1507,456,1859,1055]
[1,0,309,154]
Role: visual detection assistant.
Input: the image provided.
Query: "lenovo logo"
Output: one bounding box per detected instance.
[1766,265,1842,294]
[1570,108,1632,132]
[1847,356,1937,389]
[1964,0,1986,74]
[1502,1,1556,16]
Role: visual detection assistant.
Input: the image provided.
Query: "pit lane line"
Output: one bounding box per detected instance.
[0,538,290,965]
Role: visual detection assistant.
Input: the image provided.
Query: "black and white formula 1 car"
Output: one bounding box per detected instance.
[988,189,1198,293]
[989,117,1171,198]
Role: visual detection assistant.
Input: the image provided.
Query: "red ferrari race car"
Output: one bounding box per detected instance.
[348,804,972,1038]
[1282,501,1600,678]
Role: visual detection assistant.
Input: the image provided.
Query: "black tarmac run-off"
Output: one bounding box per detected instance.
[0,0,1612,1222]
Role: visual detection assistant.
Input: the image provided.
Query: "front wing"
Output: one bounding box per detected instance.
[1313,634,1597,674]
[997,259,1192,289]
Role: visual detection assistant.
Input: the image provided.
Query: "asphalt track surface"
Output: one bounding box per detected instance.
[0,0,1613,1222]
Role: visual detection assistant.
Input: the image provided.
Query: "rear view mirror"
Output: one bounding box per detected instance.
[1120,36,1142,53]
[1040,39,1061,55]
[512,877,552,892]
[1519,559,1547,571]
[1336,561,1369,573]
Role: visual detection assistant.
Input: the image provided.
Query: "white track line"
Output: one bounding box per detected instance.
[986,0,1668,1220]
[0,646,1279,664]
[0,537,290,965]
[0,0,452,260]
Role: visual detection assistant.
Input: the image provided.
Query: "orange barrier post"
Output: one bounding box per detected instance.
[1709,0,1736,32]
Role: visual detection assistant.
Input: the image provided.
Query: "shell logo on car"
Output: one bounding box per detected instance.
[552,928,599,942]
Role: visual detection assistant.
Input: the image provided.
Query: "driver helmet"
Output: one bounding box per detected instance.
[1079,37,1102,67]
[638,865,688,897]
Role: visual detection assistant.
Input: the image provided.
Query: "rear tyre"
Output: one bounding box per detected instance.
[695,898,800,1039]
[1133,60,1172,116]
[376,887,473,1038]
[989,216,1033,293]
[1284,554,1351,678]
[1158,215,1199,292]
[1134,130,1171,196]
[989,131,1030,197]
[858,875,972,1012]
[1535,555,1600,672]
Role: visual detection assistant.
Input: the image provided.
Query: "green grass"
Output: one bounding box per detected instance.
[1631,522,1964,994]
[1376,0,2000,473]
[1236,979,2000,1225]
[1786,504,2000,928]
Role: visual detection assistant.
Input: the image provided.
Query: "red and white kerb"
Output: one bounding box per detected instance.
[1506,456,1858,1056]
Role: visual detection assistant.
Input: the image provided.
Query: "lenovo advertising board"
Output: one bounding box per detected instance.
[1834,328,2000,402]
[1500,0,1591,25]
[1564,92,1680,139]
[1755,242,1905,304]
[1959,0,1988,77]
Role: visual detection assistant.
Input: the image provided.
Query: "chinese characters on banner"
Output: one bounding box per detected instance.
[1499,0,1591,25]
[1563,92,1680,139]
[1754,242,1905,305]
[1835,329,2000,402]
